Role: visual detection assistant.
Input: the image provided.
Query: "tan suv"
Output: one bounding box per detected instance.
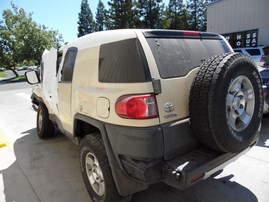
[26,29,263,202]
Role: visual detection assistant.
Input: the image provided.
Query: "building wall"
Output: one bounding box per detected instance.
[207,0,269,46]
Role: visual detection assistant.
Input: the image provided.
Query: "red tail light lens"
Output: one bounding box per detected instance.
[115,94,159,119]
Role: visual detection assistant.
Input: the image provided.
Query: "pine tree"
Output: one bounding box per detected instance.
[187,0,207,31]
[96,0,105,31]
[201,0,216,31]
[167,0,186,30]
[107,0,136,29]
[77,0,96,37]
[181,8,190,30]
[104,10,113,30]
[161,7,172,29]
[136,0,164,29]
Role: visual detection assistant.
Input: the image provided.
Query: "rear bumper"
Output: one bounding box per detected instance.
[203,148,249,179]
[163,145,253,190]
[105,121,257,195]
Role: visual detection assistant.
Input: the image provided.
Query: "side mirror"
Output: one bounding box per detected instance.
[25,70,40,85]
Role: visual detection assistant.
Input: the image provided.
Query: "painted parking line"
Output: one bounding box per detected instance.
[0,129,10,148]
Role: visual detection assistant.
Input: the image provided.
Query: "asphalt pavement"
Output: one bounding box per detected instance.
[0,82,269,202]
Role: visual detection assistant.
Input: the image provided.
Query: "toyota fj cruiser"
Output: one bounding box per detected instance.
[26,29,263,202]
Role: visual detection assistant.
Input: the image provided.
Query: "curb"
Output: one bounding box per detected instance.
[0,129,10,148]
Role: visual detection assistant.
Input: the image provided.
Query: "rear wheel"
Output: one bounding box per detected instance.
[79,133,131,202]
[36,103,55,139]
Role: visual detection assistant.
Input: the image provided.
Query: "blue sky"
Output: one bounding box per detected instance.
[0,0,171,43]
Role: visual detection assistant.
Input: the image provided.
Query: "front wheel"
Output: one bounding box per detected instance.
[79,133,131,202]
[36,103,55,139]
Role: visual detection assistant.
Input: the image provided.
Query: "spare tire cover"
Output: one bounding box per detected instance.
[189,53,263,153]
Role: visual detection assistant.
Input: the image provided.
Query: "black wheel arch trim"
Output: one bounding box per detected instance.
[73,114,116,164]
[31,92,44,106]
[73,113,148,195]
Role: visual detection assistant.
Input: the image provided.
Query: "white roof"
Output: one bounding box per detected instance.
[63,29,140,51]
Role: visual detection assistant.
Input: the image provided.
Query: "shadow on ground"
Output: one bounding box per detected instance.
[1,128,258,202]
[1,129,90,202]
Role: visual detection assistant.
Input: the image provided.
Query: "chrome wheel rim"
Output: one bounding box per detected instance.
[85,152,105,196]
[226,75,255,132]
[38,109,43,131]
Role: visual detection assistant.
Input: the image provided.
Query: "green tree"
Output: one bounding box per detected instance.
[107,0,136,29]
[201,0,217,31]
[187,0,207,31]
[136,0,164,29]
[165,0,189,30]
[78,0,96,37]
[96,0,105,31]
[104,10,113,30]
[181,8,190,30]
[0,3,63,75]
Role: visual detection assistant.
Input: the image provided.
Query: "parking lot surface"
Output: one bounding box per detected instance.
[0,83,269,202]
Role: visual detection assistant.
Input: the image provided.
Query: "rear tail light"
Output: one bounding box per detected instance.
[115,94,159,119]
[183,31,200,36]
[261,55,265,62]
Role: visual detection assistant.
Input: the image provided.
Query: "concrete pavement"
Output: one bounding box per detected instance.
[0,83,269,202]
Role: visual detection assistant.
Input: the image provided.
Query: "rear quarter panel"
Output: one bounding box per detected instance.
[71,43,159,127]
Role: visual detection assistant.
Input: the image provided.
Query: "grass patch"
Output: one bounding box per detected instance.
[0,72,8,77]
[11,75,26,81]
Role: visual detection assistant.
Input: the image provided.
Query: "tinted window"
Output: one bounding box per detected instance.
[99,38,150,83]
[245,49,261,56]
[61,47,78,82]
[146,38,230,79]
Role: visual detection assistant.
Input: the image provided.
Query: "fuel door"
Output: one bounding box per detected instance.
[97,97,110,119]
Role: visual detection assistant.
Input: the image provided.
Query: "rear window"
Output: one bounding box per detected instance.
[99,38,150,83]
[245,49,261,56]
[146,38,230,79]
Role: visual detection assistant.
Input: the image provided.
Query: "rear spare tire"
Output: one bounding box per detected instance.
[189,53,263,153]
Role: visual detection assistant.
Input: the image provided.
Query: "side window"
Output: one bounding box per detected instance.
[61,47,78,82]
[99,38,150,83]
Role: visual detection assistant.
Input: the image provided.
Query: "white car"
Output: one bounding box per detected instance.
[25,29,263,201]
[234,46,265,66]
